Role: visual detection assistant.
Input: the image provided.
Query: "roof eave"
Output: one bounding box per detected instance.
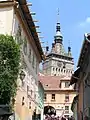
[16,0,45,61]
[70,67,80,85]
[77,33,90,67]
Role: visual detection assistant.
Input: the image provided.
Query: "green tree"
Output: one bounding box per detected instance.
[0,34,20,105]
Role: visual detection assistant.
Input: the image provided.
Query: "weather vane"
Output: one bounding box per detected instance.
[57,8,60,23]
[57,8,59,16]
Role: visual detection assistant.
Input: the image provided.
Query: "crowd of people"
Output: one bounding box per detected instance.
[44,115,75,120]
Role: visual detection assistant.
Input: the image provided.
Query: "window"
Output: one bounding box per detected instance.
[31,90,32,96]
[51,94,55,100]
[65,81,70,88]
[34,93,36,99]
[59,82,61,88]
[44,94,47,101]
[32,54,35,68]
[65,94,69,102]
[27,85,29,96]
[28,48,31,62]
[29,102,31,109]
[15,24,22,44]
[23,37,27,55]
[65,106,69,113]
[65,106,69,110]
[53,68,55,71]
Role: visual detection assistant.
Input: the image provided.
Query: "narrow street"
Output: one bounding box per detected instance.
[0,0,90,120]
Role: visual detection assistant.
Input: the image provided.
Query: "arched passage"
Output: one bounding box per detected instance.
[44,105,56,116]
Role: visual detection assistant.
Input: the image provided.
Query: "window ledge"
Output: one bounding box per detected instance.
[51,99,55,101]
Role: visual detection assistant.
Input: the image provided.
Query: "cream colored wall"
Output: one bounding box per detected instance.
[45,93,76,103]
[13,10,40,119]
[0,4,42,119]
[44,92,76,117]
[0,7,14,35]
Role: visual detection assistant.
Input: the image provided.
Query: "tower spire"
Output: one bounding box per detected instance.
[56,8,60,32]
[54,8,63,44]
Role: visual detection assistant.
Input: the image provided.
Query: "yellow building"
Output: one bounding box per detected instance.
[40,76,76,119]
[0,0,44,119]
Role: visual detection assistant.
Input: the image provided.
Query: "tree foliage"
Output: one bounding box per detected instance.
[0,34,20,105]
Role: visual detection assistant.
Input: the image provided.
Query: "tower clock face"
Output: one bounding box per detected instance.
[57,62,62,67]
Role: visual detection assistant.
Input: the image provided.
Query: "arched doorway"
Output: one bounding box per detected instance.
[44,105,56,116]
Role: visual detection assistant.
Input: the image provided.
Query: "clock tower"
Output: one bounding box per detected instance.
[42,12,74,76]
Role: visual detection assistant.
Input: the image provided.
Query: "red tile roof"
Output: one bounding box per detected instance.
[39,75,71,90]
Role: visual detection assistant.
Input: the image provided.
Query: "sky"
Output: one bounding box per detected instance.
[29,0,90,69]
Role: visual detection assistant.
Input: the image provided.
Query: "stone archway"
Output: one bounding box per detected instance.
[44,105,56,116]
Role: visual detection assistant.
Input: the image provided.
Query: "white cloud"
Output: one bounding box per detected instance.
[79,17,90,27]
[86,17,90,23]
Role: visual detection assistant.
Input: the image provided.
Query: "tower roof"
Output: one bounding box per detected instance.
[54,10,63,43]
[45,9,73,59]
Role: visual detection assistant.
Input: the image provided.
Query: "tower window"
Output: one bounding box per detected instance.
[53,68,55,71]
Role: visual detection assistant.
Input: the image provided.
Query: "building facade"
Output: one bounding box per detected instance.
[0,0,44,120]
[43,16,74,77]
[71,95,78,120]
[38,81,44,120]
[70,33,90,120]
[39,76,76,119]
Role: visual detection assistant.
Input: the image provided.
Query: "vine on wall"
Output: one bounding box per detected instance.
[0,34,20,106]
